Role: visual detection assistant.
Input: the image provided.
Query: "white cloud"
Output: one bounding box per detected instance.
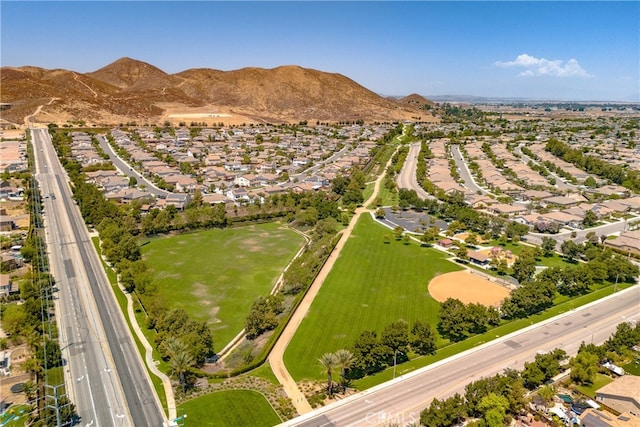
[496,53,592,78]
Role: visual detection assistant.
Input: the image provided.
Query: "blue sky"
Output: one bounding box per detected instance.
[2,1,638,101]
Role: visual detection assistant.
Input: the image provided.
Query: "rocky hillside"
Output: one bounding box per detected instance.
[1,57,432,126]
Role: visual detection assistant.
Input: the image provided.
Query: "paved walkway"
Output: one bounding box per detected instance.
[92,231,176,424]
[122,286,177,423]
[268,144,400,415]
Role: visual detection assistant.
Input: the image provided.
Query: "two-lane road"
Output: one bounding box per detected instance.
[283,285,639,426]
[32,128,166,426]
[396,143,433,200]
[97,136,170,198]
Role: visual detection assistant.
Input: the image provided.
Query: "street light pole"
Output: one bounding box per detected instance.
[393,350,403,379]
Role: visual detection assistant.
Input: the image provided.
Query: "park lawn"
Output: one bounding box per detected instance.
[481,239,573,269]
[177,390,281,427]
[284,214,462,381]
[142,223,305,352]
[352,282,634,390]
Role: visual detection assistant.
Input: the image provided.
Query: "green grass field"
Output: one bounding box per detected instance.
[177,390,281,427]
[142,223,305,352]
[622,360,640,376]
[352,281,634,390]
[576,373,613,397]
[284,214,462,381]
[1,405,31,427]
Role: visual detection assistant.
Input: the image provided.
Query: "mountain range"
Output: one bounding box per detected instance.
[0,57,432,126]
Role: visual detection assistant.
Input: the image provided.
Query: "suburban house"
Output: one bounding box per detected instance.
[226,187,250,202]
[579,408,640,427]
[605,231,640,256]
[0,274,19,297]
[539,211,583,228]
[595,375,640,415]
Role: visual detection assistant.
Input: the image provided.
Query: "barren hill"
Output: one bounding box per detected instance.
[1,58,433,126]
[398,93,435,108]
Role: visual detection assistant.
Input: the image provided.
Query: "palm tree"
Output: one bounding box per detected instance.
[22,357,41,384]
[22,358,42,418]
[162,338,194,393]
[334,349,354,393]
[318,353,338,397]
[169,349,194,393]
[22,380,38,403]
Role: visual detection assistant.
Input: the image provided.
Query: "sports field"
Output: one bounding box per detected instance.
[142,223,305,351]
[284,214,462,381]
[428,270,511,307]
[177,390,281,426]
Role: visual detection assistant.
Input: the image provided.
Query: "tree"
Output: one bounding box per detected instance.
[352,330,388,377]
[163,337,195,393]
[1,304,27,336]
[36,339,62,369]
[570,351,599,385]
[374,207,386,219]
[521,361,545,390]
[318,352,338,397]
[381,321,410,355]
[421,226,440,247]
[522,349,567,389]
[420,393,467,427]
[22,380,38,403]
[537,384,556,410]
[560,240,582,262]
[466,233,479,247]
[541,236,556,256]
[501,280,556,319]
[511,255,537,283]
[334,349,354,392]
[605,322,640,353]
[393,226,404,241]
[411,320,436,355]
[583,210,598,227]
[478,393,509,427]
[245,295,282,339]
[584,176,597,188]
[402,234,411,245]
[454,246,469,262]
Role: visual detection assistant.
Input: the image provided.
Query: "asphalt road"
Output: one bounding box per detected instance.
[513,144,578,193]
[396,143,433,200]
[281,285,640,427]
[97,135,170,198]
[291,146,350,180]
[32,128,166,427]
[449,144,489,195]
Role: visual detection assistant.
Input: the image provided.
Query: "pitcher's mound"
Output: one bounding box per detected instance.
[428,270,510,307]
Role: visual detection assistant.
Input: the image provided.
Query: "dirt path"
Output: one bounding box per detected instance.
[73,72,98,98]
[24,97,57,127]
[268,143,400,415]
